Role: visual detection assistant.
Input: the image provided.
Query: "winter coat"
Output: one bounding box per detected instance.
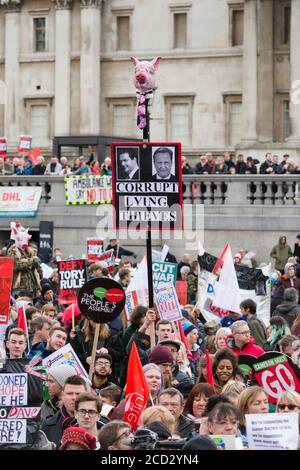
[42,407,76,450]
[177,414,195,438]
[225,334,264,358]
[270,244,293,271]
[27,341,53,360]
[247,315,268,348]
[276,277,300,298]
[69,323,124,383]
[273,302,300,329]
[172,364,194,398]
[204,320,220,354]
[187,272,198,303]
[41,396,60,421]
[7,245,42,299]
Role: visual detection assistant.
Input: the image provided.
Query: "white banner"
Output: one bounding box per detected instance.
[65,175,112,205]
[42,344,88,378]
[0,187,42,217]
[246,413,299,450]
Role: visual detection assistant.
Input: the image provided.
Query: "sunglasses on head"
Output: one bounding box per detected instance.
[277,403,299,411]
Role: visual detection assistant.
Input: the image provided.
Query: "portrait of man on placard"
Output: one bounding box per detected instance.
[116,147,140,181]
[152,147,176,181]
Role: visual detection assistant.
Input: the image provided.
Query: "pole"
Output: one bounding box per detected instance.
[89,323,100,381]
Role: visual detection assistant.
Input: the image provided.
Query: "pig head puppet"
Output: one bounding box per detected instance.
[131,56,161,129]
[10,221,32,249]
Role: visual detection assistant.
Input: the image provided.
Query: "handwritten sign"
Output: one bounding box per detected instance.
[0,419,26,444]
[0,374,28,407]
[154,283,183,322]
[246,413,299,450]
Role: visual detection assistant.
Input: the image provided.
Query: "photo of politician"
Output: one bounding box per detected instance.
[152,147,177,181]
[116,147,140,180]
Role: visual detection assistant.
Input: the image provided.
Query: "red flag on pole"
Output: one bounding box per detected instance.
[124,342,149,431]
[205,348,215,392]
[177,320,193,361]
[17,305,29,351]
[0,258,14,325]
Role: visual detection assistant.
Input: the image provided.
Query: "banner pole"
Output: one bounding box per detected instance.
[89,323,100,381]
[71,303,75,331]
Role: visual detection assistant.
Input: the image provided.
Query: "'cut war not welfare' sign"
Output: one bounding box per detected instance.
[152,262,177,288]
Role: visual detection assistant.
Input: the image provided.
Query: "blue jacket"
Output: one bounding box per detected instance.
[27,341,53,359]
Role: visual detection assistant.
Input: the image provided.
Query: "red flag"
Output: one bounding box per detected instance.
[0,258,14,325]
[124,342,149,431]
[205,348,215,392]
[17,305,29,351]
[177,320,193,361]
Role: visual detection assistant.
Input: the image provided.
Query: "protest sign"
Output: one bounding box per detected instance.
[246,413,299,450]
[152,261,177,288]
[0,137,7,157]
[78,278,125,324]
[111,142,183,230]
[42,343,88,378]
[154,284,183,322]
[175,280,188,306]
[0,258,14,324]
[87,238,103,262]
[65,175,112,205]
[0,374,28,407]
[251,351,300,403]
[97,249,115,274]
[0,419,26,444]
[0,187,42,217]
[210,435,244,450]
[18,135,32,153]
[58,259,87,305]
[238,354,256,386]
[39,221,53,264]
[8,407,40,419]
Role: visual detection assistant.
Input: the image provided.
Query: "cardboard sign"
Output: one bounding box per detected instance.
[65,175,112,205]
[78,278,125,324]
[58,259,87,305]
[0,258,14,324]
[251,352,300,403]
[42,343,88,378]
[0,419,26,444]
[0,137,7,157]
[154,284,183,322]
[246,413,299,450]
[0,374,28,407]
[97,249,115,274]
[87,238,103,262]
[0,187,42,217]
[111,142,183,230]
[175,280,188,306]
[152,261,177,288]
[18,135,32,153]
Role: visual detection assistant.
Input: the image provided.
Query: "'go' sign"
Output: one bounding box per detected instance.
[252,352,300,404]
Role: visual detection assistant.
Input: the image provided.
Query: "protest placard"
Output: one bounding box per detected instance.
[39,221,53,264]
[78,278,125,324]
[64,175,112,205]
[87,238,103,262]
[18,135,32,153]
[8,407,40,419]
[152,261,177,288]
[111,142,183,230]
[0,374,28,407]
[0,258,14,324]
[0,137,7,157]
[42,343,88,378]
[58,259,87,304]
[246,412,299,450]
[154,284,183,322]
[0,419,26,444]
[210,435,244,450]
[96,249,115,274]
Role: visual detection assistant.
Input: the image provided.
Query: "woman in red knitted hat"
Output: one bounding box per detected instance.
[60,427,97,451]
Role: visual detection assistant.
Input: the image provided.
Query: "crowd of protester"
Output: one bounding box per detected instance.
[1,150,300,177]
[1,230,300,451]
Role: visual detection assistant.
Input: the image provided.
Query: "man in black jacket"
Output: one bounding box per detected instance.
[105,238,137,259]
[42,375,88,449]
[259,152,275,174]
[158,388,195,438]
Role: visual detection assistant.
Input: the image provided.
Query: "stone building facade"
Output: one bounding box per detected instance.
[0,0,299,161]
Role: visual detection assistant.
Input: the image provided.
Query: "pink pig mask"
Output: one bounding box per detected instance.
[131,57,161,93]
[10,221,32,249]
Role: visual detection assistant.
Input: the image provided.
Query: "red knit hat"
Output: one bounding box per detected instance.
[60,427,97,450]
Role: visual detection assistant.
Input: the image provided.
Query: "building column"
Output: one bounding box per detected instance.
[80,0,101,135]
[3,0,22,143]
[258,0,273,142]
[241,0,258,144]
[53,0,73,136]
[288,0,300,143]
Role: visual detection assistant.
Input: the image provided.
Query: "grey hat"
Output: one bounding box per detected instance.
[158,339,181,352]
[48,364,77,387]
[284,262,295,275]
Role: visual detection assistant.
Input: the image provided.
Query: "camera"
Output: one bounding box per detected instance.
[133,428,187,450]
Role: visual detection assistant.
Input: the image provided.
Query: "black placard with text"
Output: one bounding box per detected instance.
[111,142,183,230]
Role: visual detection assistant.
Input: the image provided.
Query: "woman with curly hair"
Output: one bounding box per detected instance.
[212,349,244,394]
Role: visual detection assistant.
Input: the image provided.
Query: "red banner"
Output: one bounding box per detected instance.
[175,280,187,306]
[58,259,87,305]
[0,137,7,157]
[97,249,115,274]
[0,258,14,324]
[18,135,32,154]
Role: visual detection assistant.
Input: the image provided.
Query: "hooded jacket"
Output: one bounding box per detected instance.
[225,334,264,357]
[273,301,300,328]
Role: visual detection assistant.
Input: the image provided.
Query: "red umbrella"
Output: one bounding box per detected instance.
[61,303,81,324]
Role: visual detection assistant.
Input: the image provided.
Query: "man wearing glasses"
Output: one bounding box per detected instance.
[226,320,264,357]
[74,393,102,449]
[91,353,116,393]
[98,421,134,450]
